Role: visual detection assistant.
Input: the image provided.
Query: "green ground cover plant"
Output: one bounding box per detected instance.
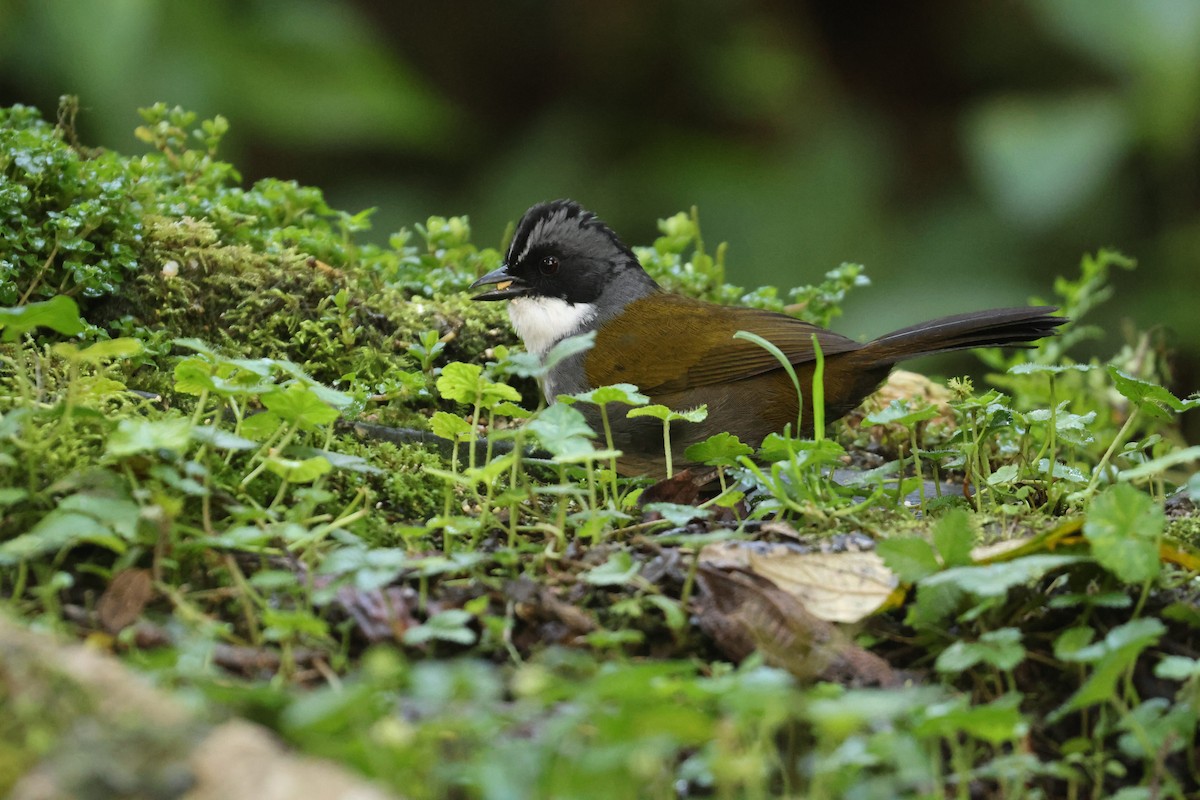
[1,98,1198,799]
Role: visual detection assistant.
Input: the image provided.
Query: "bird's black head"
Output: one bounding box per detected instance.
[470,200,646,303]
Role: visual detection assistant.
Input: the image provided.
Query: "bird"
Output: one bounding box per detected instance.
[470,200,1065,476]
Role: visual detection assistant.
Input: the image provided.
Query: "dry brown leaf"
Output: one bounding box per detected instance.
[847,369,954,432]
[700,541,896,623]
[638,467,719,507]
[96,568,154,634]
[695,566,901,686]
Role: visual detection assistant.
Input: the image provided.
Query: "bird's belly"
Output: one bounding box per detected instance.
[581,363,891,475]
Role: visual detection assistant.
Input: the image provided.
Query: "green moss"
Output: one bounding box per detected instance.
[327,435,450,533]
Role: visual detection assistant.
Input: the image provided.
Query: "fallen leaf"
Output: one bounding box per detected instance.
[335,584,420,642]
[695,566,902,687]
[96,568,154,633]
[700,541,896,623]
[638,467,718,507]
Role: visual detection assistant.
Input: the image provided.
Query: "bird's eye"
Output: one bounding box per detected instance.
[539,255,560,275]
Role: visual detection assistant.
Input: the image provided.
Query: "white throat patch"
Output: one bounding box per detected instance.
[508,297,597,357]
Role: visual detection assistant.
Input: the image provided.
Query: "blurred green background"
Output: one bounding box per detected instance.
[2,0,1197,395]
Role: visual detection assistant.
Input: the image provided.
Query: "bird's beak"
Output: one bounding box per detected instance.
[470,263,529,301]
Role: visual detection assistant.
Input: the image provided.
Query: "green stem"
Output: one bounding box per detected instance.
[469,398,483,471]
[190,387,211,427]
[734,331,803,433]
[810,334,825,441]
[240,422,295,485]
[911,424,925,513]
[1084,407,1141,498]
[599,404,620,502]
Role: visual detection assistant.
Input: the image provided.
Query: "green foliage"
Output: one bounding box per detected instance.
[0,295,88,341]
[2,100,1198,799]
[0,102,144,305]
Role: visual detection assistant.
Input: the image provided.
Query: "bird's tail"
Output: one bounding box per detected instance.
[857,306,1065,368]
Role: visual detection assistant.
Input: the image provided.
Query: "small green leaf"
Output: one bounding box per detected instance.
[922,554,1087,598]
[1066,617,1166,664]
[931,509,976,568]
[52,337,142,364]
[436,362,483,404]
[291,447,384,475]
[57,493,141,541]
[403,609,477,646]
[264,455,333,483]
[1154,656,1200,682]
[936,628,1025,673]
[756,434,845,466]
[863,399,940,427]
[1117,446,1200,482]
[526,403,596,459]
[1108,366,1200,420]
[564,383,649,407]
[0,511,111,564]
[430,411,473,442]
[491,401,531,419]
[172,337,219,356]
[642,502,711,526]
[0,295,86,341]
[480,380,521,410]
[263,608,329,642]
[0,488,29,507]
[877,537,940,583]
[173,358,217,395]
[643,594,687,631]
[541,331,596,371]
[916,694,1027,744]
[986,463,1020,486]
[241,411,282,440]
[1053,627,1096,661]
[1083,484,1163,583]
[684,432,753,465]
[1051,619,1165,721]
[107,418,193,457]
[626,403,708,423]
[406,551,486,577]
[583,551,641,586]
[261,383,340,429]
[190,425,257,450]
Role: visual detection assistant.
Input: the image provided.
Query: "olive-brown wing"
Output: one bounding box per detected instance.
[585,293,863,396]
